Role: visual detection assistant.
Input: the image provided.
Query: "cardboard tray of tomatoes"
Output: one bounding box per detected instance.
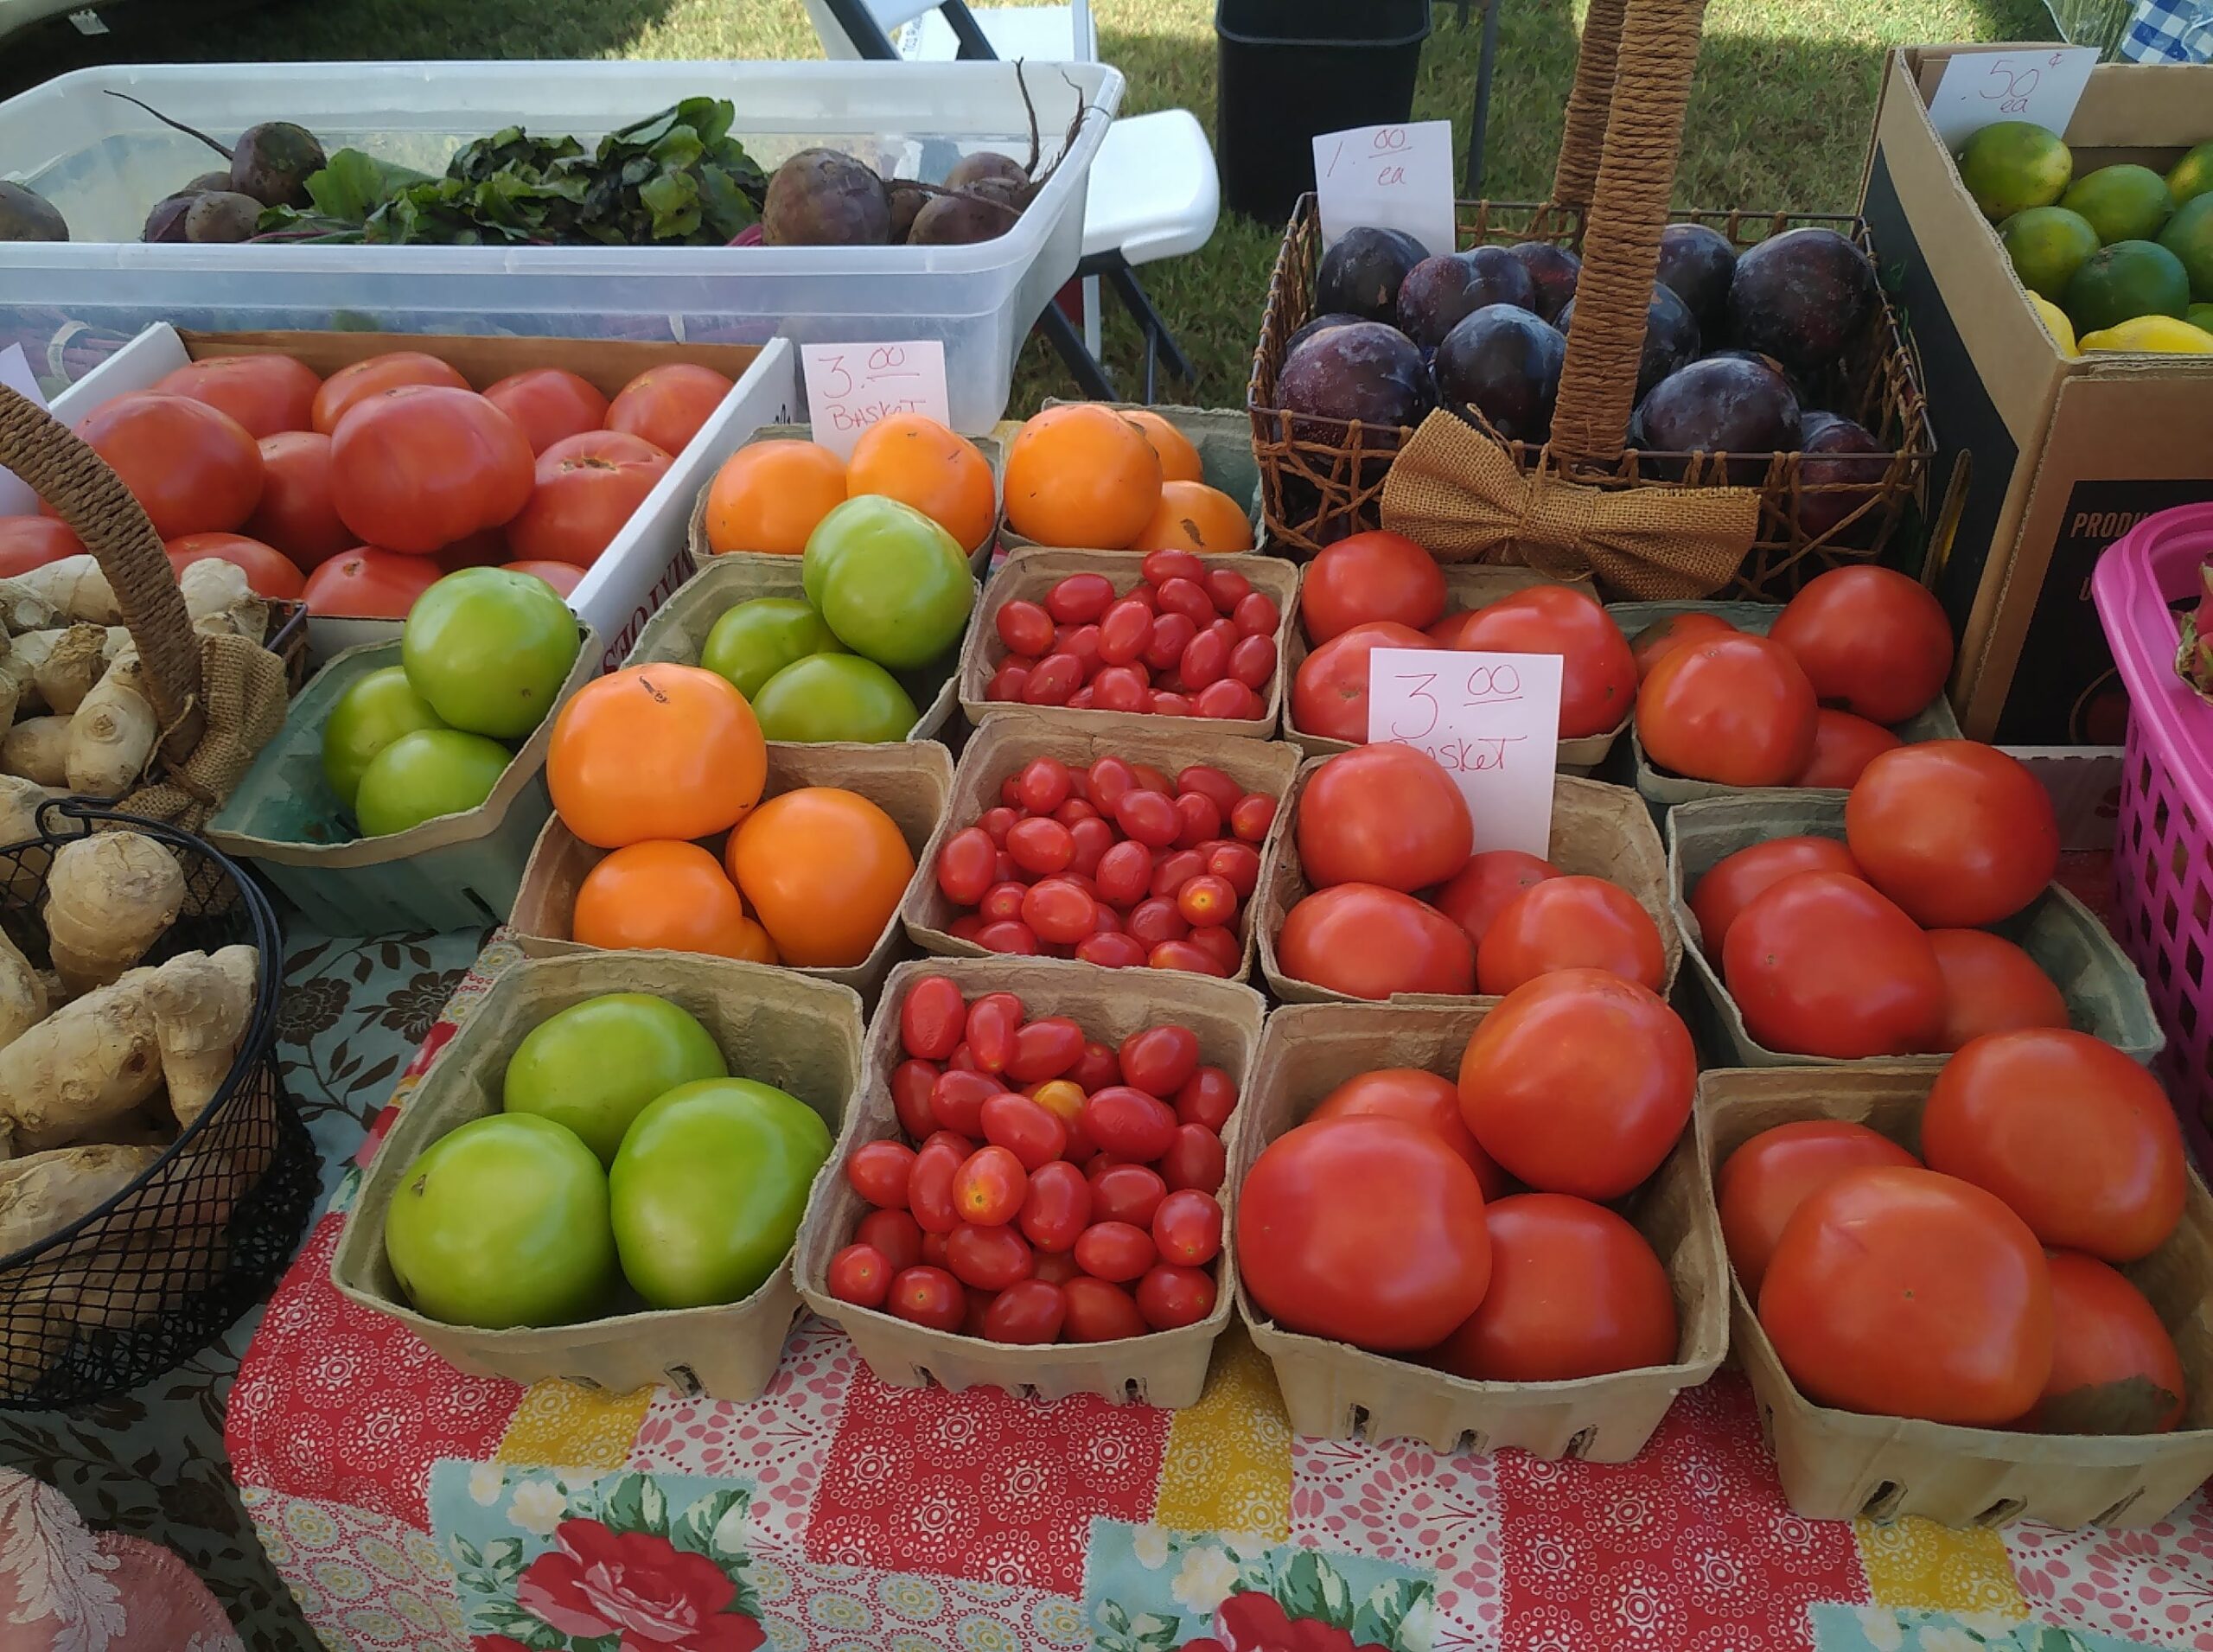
[1254,765,1679,1009]
[793,956,1266,1407]
[998,403,1265,558]
[898,712,1298,981]
[1700,1064,2213,1527]
[511,737,953,1003]
[1229,1000,1728,1459]
[330,951,864,1404]
[1665,793,2164,1068]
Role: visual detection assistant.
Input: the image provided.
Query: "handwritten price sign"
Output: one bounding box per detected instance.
[1367,647,1562,857]
[1925,47,2096,148]
[799,340,953,459]
[1311,119,1457,266]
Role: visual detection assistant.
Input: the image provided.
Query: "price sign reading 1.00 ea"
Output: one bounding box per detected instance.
[799,340,953,459]
[1366,647,1563,858]
[1311,118,1457,270]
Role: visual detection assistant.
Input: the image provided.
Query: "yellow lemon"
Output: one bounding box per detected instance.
[2027,293,2078,354]
[2076,314,2213,354]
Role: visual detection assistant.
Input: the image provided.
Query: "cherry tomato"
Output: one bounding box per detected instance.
[1136,1264,1218,1331]
[1093,840,1151,908]
[1070,1042,1121,1093]
[1091,1164,1168,1227]
[1046,572,1115,623]
[1062,1276,1146,1342]
[935,828,997,908]
[1170,875,1236,932]
[1032,1250,1081,1286]
[846,1140,917,1209]
[1019,1160,1093,1251]
[1203,567,1253,609]
[480,367,610,455]
[1277,884,1476,999]
[1076,932,1147,968]
[983,1279,1067,1344]
[300,547,443,617]
[1158,1124,1227,1193]
[1022,654,1082,706]
[1097,598,1153,666]
[1228,634,1278,689]
[1450,586,1638,738]
[1769,565,1955,724]
[920,1231,951,1268]
[856,1209,922,1272]
[886,1266,966,1332]
[1174,1068,1237,1132]
[901,975,967,1060]
[1299,530,1447,641]
[1144,612,1199,673]
[1793,709,1903,789]
[1202,842,1262,902]
[1170,791,1221,850]
[946,1222,1035,1292]
[1234,591,1280,639]
[953,1145,1028,1226]
[1119,1025,1201,1098]
[1141,547,1203,586]
[1716,1119,1919,1298]
[1722,871,1944,1058]
[1022,878,1099,946]
[979,1092,1068,1170]
[1006,817,1074,877]
[1845,741,2060,928]
[1688,836,1865,957]
[1184,925,1244,976]
[979,807,1020,845]
[1145,849,1202,903]
[604,362,731,456]
[1229,794,1277,843]
[1151,1188,1224,1266]
[1126,897,1187,949]
[1075,1220,1157,1282]
[930,1069,998,1138]
[1005,1017,1084,1085]
[1475,874,1668,995]
[985,663,1030,703]
[979,883,1027,925]
[2024,1252,2186,1433]
[1113,789,1179,849]
[1636,631,1819,787]
[827,1243,890,1309]
[965,992,1024,1073]
[997,599,1055,655]
[1067,816,1115,877]
[1011,756,1071,813]
[907,1142,963,1235]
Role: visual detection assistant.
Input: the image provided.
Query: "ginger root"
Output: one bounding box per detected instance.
[0,930,46,1054]
[0,966,163,1152]
[147,945,258,1129]
[2,557,120,626]
[0,579,59,636]
[0,1143,163,1257]
[64,653,156,797]
[44,832,184,993]
[3,717,74,787]
[179,558,266,641]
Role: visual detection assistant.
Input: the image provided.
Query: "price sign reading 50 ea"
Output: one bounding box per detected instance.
[1311,119,1457,268]
[800,340,953,459]
[1367,647,1562,858]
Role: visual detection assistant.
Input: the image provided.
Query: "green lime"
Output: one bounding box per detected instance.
[1999,207,2101,300]
[1958,122,2073,221]
[751,653,919,743]
[699,598,845,700]
[2189,303,2213,336]
[2063,239,2193,333]
[2060,164,2177,246]
[2169,141,2213,208]
[2157,193,2213,303]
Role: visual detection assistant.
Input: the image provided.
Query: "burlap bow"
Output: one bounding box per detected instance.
[1380,411,1760,600]
[121,631,289,836]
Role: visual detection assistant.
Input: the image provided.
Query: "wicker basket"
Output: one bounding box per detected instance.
[1246,0,1934,598]
[0,804,314,1407]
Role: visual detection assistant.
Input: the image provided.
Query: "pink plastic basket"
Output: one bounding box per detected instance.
[2092,503,2213,1129]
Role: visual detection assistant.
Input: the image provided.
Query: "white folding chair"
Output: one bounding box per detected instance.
[803,0,1220,402]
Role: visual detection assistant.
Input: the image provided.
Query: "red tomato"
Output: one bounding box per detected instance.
[1688,835,1865,957]
[1793,709,1902,789]
[0,517,82,576]
[1457,969,1694,1200]
[1151,1188,1224,1266]
[1062,1276,1146,1342]
[1432,1194,1678,1381]
[74,394,263,539]
[328,386,533,553]
[1019,1160,1092,1252]
[2020,1252,2185,1433]
[826,1243,890,1308]
[1007,1017,1084,1084]
[946,1222,1035,1291]
[239,431,354,570]
[1308,1068,1510,1200]
[1627,610,1735,681]
[1636,631,1819,787]
[953,1145,1029,1228]
[605,363,733,456]
[1722,871,1944,1058]
[856,1209,922,1272]
[930,1069,997,1137]
[1298,531,1446,641]
[885,1265,966,1332]
[501,559,586,596]
[983,1279,1067,1344]
[164,533,305,600]
[1770,565,1955,725]
[1475,875,1667,995]
[506,430,674,567]
[481,367,611,456]
[1291,620,1434,743]
[1091,1164,1168,1228]
[1715,1120,1919,1298]
[1158,1124,1226,1192]
[1921,1028,2184,1263]
[1136,1264,1217,1330]
[300,547,445,617]
[1432,850,1559,950]
[1758,1165,2052,1426]
[1119,1025,1200,1097]
[1074,1220,1156,1282]
[1175,1067,1237,1132]
[1083,1087,1177,1161]
[901,975,966,1059]
[1449,586,1638,738]
[156,353,321,439]
[1238,1116,1491,1351]
[1927,929,2069,1051]
[1293,744,1473,894]
[1845,741,2060,928]
[1276,884,1476,1000]
[979,1093,1067,1170]
[964,992,1024,1071]
[846,1140,917,1209]
[311,352,470,434]
[907,1140,963,1234]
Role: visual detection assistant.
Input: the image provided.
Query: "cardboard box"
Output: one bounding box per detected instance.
[1859,47,2213,742]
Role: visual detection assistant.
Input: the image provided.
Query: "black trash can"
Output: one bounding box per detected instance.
[1215,0,1433,227]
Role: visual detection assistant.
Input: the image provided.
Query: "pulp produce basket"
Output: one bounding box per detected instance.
[2091,502,2213,1126]
[998,402,1262,557]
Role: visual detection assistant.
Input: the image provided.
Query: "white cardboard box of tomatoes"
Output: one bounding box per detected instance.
[41,323,796,671]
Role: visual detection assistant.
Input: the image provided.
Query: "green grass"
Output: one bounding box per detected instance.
[9,0,2057,411]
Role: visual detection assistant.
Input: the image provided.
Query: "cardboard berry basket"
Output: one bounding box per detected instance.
[1281,565,1619,769]
[508,737,953,1003]
[329,951,864,1404]
[1254,766,1678,1008]
[793,955,1266,1407]
[1701,1063,2213,1527]
[625,549,971,744]
[1605,600,1963,811]
[999,402,1264,557]
[958,545,1298,741]
[896,711,1299,980]
[1666,793,2162,1069]
[1234,1001,1727,1458]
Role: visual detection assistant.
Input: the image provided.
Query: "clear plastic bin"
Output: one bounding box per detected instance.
[0,59,1122,431]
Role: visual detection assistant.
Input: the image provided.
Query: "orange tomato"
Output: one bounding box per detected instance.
[1121,409,1203,482]
[605,363,733,457]
[1129,481,1254,555]
[572,839,776,960]
[845,414,996,552]
[548,664,767,848]
[311,352,469,435]
[724,787,916,968]
[1003,403,1162,549]
[156,353,321,438]
[703,441,848,556]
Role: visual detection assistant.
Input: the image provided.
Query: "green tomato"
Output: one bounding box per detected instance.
[384,1113,615,1329]
[608,1077,832,1309]
[502,993,729,1166]
[751,653,919,743]
[700,598,846,700]
[354,728,511,837]
[320,665,448,812]
[401,566,579,739]
[801,495,973,670]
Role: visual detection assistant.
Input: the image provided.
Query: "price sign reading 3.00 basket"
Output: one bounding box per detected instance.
[1367,647,1562,858]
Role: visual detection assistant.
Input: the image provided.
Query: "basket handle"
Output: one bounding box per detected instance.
[1549,0,1629,213]
[1546,0,1712,470]
[0,386,206,768]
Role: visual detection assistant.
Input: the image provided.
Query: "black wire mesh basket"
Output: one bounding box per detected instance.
[0,803,316,1409]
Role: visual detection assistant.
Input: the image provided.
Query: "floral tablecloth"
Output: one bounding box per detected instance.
[211,927,2213,1652]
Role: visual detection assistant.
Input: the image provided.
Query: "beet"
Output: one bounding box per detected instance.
[762,148,891,246]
